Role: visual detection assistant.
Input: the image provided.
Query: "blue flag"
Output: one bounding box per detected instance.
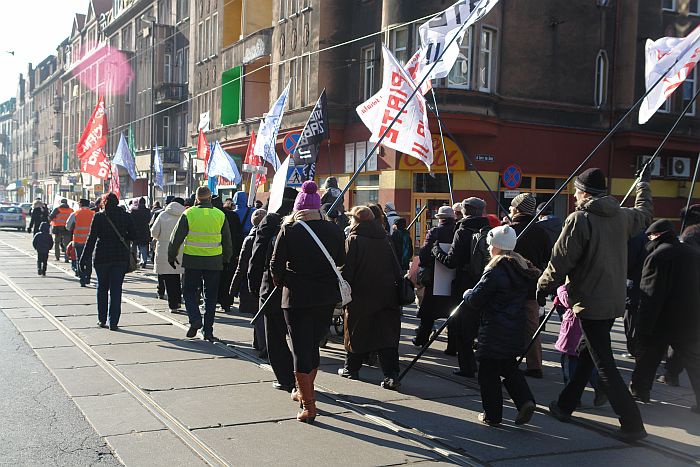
[208,142,242,185]
[154,146,164,189]
[113,132,137,181]
[208,176,218,195]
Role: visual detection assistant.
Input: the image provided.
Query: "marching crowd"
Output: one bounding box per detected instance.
[24,166,700,435]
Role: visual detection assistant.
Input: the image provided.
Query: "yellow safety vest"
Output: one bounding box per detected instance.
[183,207,225,257]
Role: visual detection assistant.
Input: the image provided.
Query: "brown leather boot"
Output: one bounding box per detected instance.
[294,372,316,423]
[292,367,317,404]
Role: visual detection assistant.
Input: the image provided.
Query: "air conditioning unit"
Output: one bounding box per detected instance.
[668,157,691,178]
[637,155,661,177]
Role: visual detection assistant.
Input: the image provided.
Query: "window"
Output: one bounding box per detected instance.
[389,27,409,65]
[691,0,700,15]
[211,13,218,57]
[594,50,608,107]
[278,63,286,99]
[289,58,299,108]
[354,174,380,205]
[361,45,375,100]
[163,116,170,147]
[198,22,204,61]
[289,0,299,15]
[177,0,189,21]
[479,27,495,92]
[662,0,676,11]
[659,97,672,113]
[176,50,184,83]
[204,17,211,58]
[344,141,376,173]
[279,0,287,19]
[300,54,309,106]
[683,66,697,116]
[164,53,172,82]
[443,27,472,89]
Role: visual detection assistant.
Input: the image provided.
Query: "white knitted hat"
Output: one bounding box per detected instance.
[487,225,517,251]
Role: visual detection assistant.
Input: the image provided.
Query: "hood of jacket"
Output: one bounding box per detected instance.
[39,222,50,233]
[646,230,679,253]
[577,195,620,218]
[349,219,387,239]
[284,209,325,225]
[458,215,491,231]
[33,200,43,209]
[486,251,541,283]
[163,201,186,218]
[233,191,248,210]
[537,215,562,231]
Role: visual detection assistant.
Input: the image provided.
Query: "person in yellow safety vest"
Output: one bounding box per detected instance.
[168,186,232,341]
[48,198,74,263]
[66,198,96,287]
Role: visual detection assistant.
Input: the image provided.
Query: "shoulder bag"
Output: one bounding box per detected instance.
[105,214,138,273]
[389,239,416,306]
[297,220,352,307]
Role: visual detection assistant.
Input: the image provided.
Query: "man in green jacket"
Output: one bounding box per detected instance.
[169,186,232,341]
[538,167,653,442]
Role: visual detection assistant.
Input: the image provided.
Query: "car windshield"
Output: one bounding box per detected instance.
[0,207,21,214]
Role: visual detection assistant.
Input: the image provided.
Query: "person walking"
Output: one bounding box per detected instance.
[79,193,136,330]
[151,197,186,313]
[538,167,652,441]
[168,186,233,341]
[248,187,298,392]
[535,202,562,249]
[213,195,243,313]
[66,199,95,287]
[130,197,152,268]
[507,193,551,379]
[463,225,539,426]
[27,198,48,234]
[48,198,73,262]
[629,219,700,412]
[384,202,400,231]
[320,176,342,205]
[270,181,345,423]
[390,217,413,273]
[413,206,457,347]
[32,222,53,276]
[337,206,403,389]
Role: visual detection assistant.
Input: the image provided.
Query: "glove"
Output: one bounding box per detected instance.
[636,161,652,183]
[168,258,179,269]
[431,244,447,263]
[536,288,548,307]
[462,288,473,300]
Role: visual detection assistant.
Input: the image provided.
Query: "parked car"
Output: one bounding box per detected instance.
[0,206,26,230]
[19,203,32,215]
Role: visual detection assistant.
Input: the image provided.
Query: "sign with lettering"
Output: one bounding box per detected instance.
[398,135,466,172]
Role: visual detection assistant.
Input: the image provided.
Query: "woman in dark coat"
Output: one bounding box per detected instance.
[390,217,413,272]
[79,193,135,330]
[338,206,403,389]
[413,206,456,347]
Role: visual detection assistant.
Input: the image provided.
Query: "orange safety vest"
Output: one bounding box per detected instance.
[72,208,95,244]
[51,206,73,228]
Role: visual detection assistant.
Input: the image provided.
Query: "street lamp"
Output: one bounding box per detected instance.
[142,14,157,203]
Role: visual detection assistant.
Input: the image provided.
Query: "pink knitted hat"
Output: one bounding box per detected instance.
[294,180,321,211]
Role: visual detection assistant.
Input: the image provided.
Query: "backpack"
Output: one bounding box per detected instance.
[467,226,491,282]
[400,231,412,268]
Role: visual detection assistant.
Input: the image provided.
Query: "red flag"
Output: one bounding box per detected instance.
[109,163,121,199]
[77,97,110,179]
[243,131,266,185]
[196,129,210,160]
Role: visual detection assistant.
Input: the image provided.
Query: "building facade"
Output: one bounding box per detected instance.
[10,68,35,202]
[0,98,16,200]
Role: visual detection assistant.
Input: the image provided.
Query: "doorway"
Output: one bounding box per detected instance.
[411,195,452,248]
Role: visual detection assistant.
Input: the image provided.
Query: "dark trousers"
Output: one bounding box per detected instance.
[54,229,70,261]
[416,316,437,345]
[557,319,644,431]
[346,347,400,378]
[264,306,295,387]
[157,275,166,297]
[479,357,534,423]
[665,346,684,378]
[94,262,128,326]
[74,243,90,285]
[183,269,221,336]
[36,252,48,273]
[623,308,638,357]
[218,262,236,310]
[284,305,334,374]
[452,306,479,374]
[160,274,182,310]
[631,338,700,406]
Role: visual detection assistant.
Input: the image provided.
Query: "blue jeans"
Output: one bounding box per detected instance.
[74,243,91,285]
[136,244,149,266]
[95,262,128,326]
[183,268,221,336]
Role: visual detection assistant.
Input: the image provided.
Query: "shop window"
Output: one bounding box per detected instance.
[413,173,453,193]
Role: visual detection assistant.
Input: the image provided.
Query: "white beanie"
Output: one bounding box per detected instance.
[487,225,517,251]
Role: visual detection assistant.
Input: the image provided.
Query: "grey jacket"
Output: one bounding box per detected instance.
[538,182,653,320]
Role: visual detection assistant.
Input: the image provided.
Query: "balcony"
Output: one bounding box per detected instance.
[52,131,61,145]
[154,83,187,106]
[161,147,181,166]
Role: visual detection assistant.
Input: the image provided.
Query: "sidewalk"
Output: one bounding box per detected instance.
[0,230,698,466]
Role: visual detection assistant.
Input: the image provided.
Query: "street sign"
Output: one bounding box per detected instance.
[283,132,301,156]
[503,190,521,199]
[502,164,522,190]
[475,154,494,162]
[286,164,304,187]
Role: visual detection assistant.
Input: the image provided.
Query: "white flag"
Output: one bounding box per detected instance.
[419,0,499,79]
[208,142,242,184]
[639,25,700,124]
[356,45,433,170]
[267,156,291,214]
[154,146,164,190]
[253,81,291,173]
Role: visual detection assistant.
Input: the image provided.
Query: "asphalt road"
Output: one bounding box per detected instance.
[0,307,121,466]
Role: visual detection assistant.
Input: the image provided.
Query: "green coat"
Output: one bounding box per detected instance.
[168,201,233,271]
[538,182,653,320]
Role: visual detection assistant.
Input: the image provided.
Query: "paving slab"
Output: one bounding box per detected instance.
[52,366,126,397]
[105,430,208,467]
[58,312,171,329]
[1,307,42,319]
[7,316,57,332]
[150,382,349,429]
[491,446,694,466]
[34,346,98,369]
[72,324,183,346]
[20,329,75,349]
[195,411,442,466]
[72,392,166,437]
[0,298,33,309]
[41,304,110,317]
[117,357,273,391]
[94,339,235,365]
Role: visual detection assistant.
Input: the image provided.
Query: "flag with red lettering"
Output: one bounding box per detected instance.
[109,163,121,199]
[356,45,433,170]
[76,96,110,179]
[196,129,210,160]
[243,131,266,185]
[639,25,700,124]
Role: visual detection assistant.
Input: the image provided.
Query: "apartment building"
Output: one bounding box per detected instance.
[0,98,15,198]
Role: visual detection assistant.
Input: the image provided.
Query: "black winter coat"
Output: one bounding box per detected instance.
[418,218,456,320]
[32,222,54,254]
[81,206,136,266]
[220,207,244,264]
[464,254,541,360]
[510,214,550,299]
[271,210,345,309]
[130,205,152,244]
[28,205,49,232]
[536,215,563,249]
[637,232,700,343]
[232,226,257,313]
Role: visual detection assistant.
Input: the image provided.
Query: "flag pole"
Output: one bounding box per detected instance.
[620,85,700,206]
[681,153,700,234]
[430,89,454,206]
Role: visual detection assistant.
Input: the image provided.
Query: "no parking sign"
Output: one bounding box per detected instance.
[502,164,522,190]
[283,132,301,156]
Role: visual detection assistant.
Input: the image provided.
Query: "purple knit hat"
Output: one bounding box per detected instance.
[294,180,321,211]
